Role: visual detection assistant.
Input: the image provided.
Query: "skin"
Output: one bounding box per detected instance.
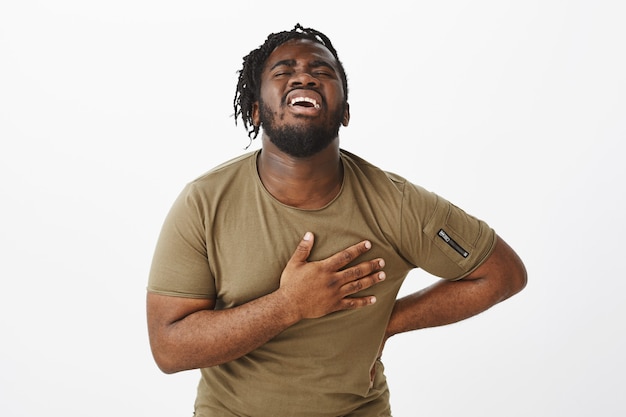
[146,39,527,375]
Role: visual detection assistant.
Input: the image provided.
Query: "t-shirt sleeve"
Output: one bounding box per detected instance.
[400,182,496,280]
[147,183,216,298]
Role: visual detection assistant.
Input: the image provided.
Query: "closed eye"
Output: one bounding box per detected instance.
[310,60,337,78]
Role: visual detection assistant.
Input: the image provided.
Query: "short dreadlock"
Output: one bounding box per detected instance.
[233,24,349,141]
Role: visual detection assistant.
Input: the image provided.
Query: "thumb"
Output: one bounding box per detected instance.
[290,232,314,264]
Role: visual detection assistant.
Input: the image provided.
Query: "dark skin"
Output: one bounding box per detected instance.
[146,39,527,374]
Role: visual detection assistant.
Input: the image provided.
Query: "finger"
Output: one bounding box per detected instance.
[288,232,315,264]
[338,258,385,286]
[341,270,386,297]
[339,295,377,310]
[325,239,373,270]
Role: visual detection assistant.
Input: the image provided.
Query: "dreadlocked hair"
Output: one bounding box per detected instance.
[233,23,349,141]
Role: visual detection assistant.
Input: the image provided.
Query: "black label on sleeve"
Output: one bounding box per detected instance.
[438,229,469,258]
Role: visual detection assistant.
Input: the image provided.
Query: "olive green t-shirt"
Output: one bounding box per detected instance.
[148,149,496,416]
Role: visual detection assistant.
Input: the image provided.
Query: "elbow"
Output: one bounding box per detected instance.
[153,354,177,375]
[511,266,527,299]
[157,364,181,375]
[505,255,528,300]
[495,235,528,300]
[511,240,528,295]
[151,346,184,375]
[149,335,187,374]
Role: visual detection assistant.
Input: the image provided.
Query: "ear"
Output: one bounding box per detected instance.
[342,103,350,127]
[252,101,260,127]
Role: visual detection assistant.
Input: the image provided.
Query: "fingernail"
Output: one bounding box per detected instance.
[303,232,312,241]
[364,241,372,249]
[379,259,385,268]
[370,296,377,304]
[378,272,386,281]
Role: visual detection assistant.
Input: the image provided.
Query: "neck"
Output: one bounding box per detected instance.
[257,136,343,209]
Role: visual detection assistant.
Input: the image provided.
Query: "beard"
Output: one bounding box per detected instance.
[259,100,345,158]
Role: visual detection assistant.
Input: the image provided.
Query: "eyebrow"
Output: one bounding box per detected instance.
[269,59,336,72]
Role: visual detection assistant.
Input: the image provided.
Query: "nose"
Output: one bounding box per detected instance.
[289,70,319,88]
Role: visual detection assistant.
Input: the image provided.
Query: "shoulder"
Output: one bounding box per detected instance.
[165,151,259,217]
[340,149,435,201]
[182,151,258,196]
[192,151,257,184]
[340,149,409,189]
[340,149,447,224]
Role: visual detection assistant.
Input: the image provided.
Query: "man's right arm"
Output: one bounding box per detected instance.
[146,232,386,373]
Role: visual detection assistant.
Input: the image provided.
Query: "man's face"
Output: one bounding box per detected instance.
[252,39,350,158]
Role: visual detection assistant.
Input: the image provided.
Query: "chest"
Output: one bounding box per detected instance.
[204,199,411,309]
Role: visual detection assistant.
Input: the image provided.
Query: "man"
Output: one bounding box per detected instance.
[146,24,527,417]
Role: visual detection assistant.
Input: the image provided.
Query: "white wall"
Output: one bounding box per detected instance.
[1,1,624,416]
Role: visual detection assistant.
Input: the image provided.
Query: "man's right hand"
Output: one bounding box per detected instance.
[147,232,386,373]
[278,232,386,320]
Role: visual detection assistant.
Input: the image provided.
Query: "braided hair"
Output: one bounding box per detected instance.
[233,24,349,141]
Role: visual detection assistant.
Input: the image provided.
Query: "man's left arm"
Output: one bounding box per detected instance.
[384,235,527,341]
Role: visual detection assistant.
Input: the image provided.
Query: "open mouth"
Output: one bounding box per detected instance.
[289,97,320,109]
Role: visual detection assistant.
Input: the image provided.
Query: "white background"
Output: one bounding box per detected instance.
[1,1,624,416]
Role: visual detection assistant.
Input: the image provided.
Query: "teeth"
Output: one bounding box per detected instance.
[290,97,320,109]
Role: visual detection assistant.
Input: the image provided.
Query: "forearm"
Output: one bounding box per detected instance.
[149,290,299,373]
[386,236,527,339]
[386,278,507,338]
